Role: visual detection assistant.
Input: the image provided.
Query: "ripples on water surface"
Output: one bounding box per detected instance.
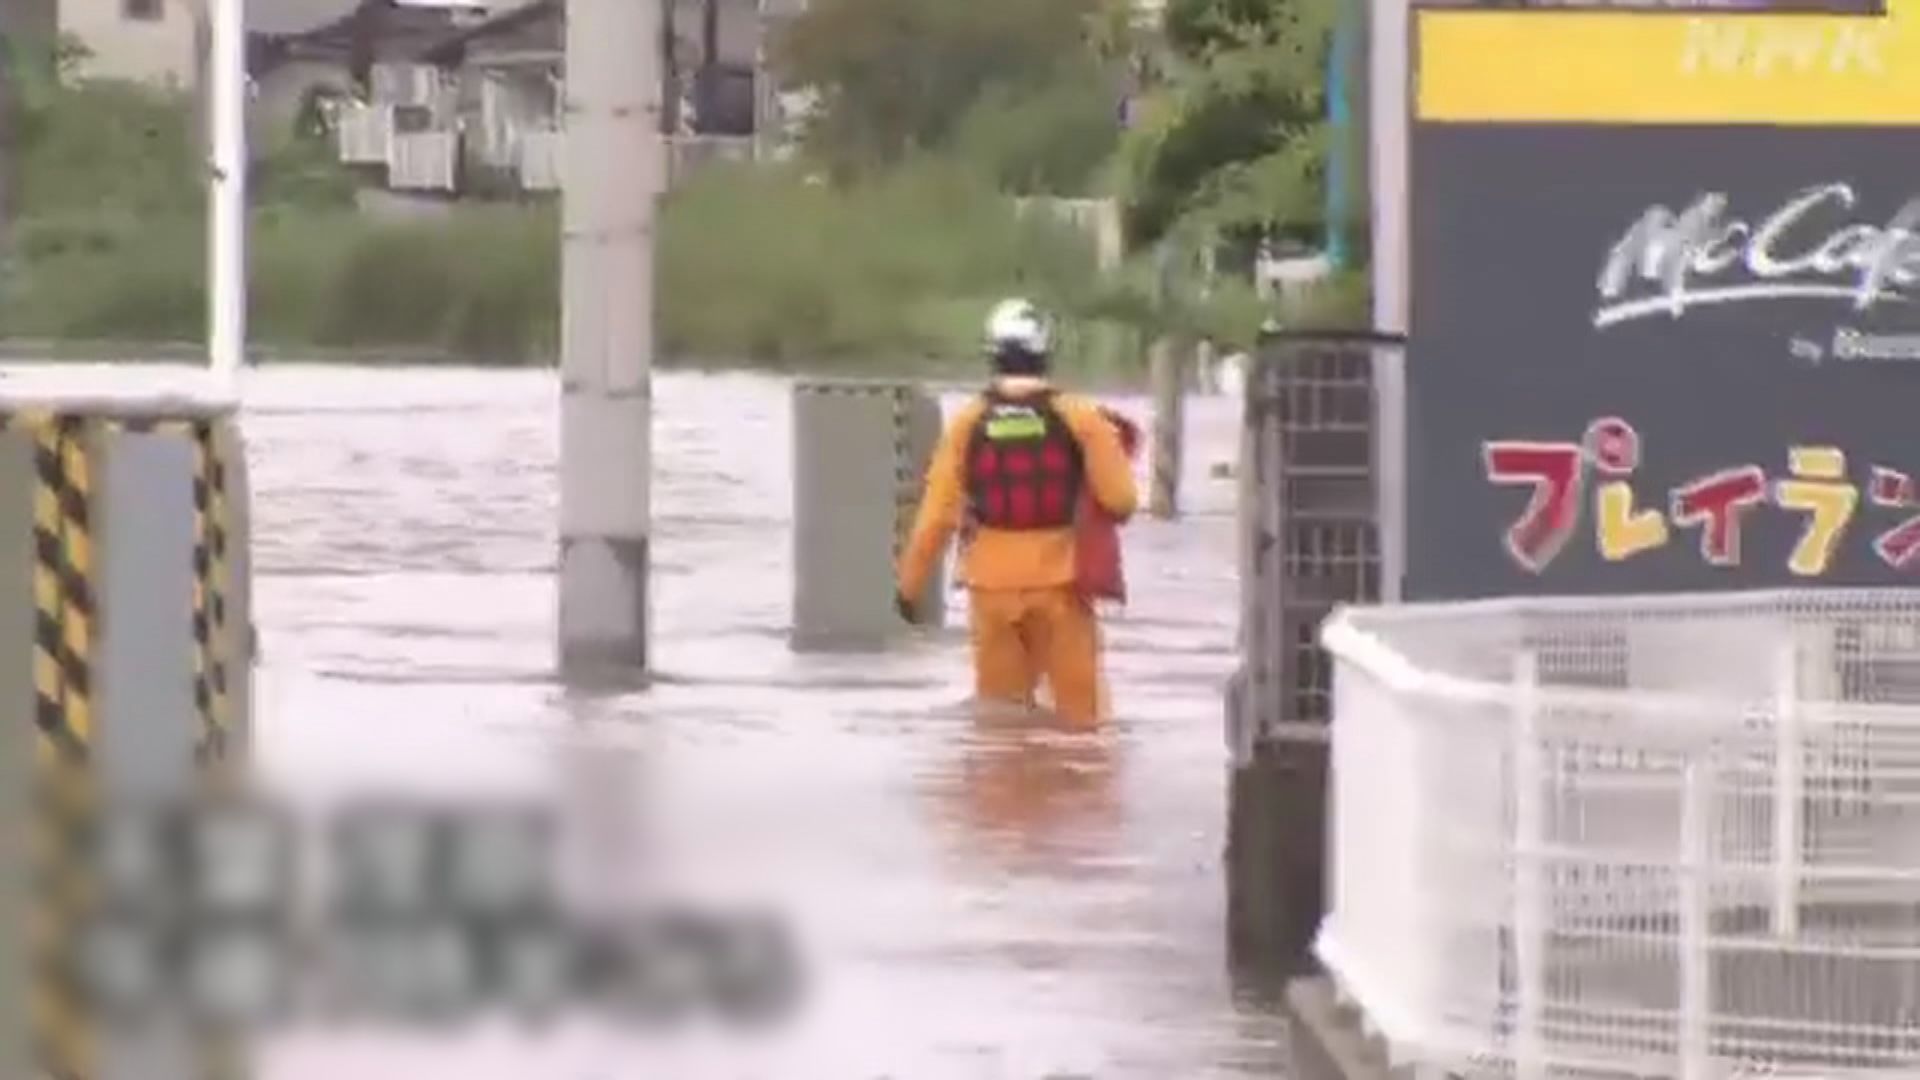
[240,367,1285,1078]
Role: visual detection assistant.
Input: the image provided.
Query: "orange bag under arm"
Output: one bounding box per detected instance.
[1073,408,1140,603]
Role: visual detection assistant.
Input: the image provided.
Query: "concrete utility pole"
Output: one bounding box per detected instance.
[557,0,661,677]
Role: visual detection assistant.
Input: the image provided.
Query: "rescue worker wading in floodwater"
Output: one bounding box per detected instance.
[894,299,1139,728]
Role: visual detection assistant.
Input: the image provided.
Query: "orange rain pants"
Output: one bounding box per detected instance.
[895,376,1139,728]
[968,586,1105,727]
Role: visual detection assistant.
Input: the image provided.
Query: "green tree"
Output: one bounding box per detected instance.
[1116,0,1335,257]
[770,0,1105,178]
[948,58,1122,197]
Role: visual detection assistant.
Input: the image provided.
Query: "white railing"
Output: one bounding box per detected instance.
[518,128,562,191]
[389,131,459,192]
[335,102,393,165]
[1319,589,1920,1079]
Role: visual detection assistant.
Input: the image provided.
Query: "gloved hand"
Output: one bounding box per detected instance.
[894,591,919,624]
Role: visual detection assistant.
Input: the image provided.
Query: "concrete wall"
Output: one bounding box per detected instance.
[60,0,199,86]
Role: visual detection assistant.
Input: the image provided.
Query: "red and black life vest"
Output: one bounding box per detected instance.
[965,389,1083,530]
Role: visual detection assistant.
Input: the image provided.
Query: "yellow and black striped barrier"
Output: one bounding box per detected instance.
[0,394,253,1080]
[25,412,97,1080]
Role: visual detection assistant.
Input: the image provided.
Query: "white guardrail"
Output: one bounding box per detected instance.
[1316,589,1920,1079]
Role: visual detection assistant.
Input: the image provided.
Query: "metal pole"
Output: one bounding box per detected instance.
[1370,0,1410,602]
[1678,750,1715,1080]
[1324,0,1352,270]
[1369,0,1409,336]
[558,0,660,677]
[208,0,247,386]
[1771,640,1803,938]
[1511,652,1546,1080]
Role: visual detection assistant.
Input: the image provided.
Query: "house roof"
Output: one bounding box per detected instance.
[415,0,556,66]
[249,0,504,75]
[249,0,502,40]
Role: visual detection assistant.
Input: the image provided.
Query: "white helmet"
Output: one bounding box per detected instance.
[984,297,1052,359]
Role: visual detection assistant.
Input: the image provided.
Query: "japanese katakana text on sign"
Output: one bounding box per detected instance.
[1484,417,1920,578]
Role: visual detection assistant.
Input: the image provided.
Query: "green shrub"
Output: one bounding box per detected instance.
[656,159,1104,368]
[4,206,561,363]
[17,78,203,219]
[274,206,558,362]
[949,64,1122,198]
[3,80,1279,374]
[4,162,1308,372]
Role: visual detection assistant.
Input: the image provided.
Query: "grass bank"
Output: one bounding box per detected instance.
[5,204,558,364]
[4,160,1211,374]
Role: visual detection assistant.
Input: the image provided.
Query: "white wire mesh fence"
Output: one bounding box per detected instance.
[1317,589,1920,1079]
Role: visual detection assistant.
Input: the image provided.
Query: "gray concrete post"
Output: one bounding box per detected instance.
[0,429,33,1080]
[791,380,944,652]
[96,425,203,1080]
[557,0,663,677]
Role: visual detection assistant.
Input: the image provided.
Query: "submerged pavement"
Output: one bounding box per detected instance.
[234,367,1285,1078]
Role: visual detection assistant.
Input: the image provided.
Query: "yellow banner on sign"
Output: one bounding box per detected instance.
[1417,0,1920,125]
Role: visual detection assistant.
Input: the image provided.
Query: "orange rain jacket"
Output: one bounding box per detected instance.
[896,376,1140,600]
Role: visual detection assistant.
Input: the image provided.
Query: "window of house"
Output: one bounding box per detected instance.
[393,104,435,134]
[123,0,163,21]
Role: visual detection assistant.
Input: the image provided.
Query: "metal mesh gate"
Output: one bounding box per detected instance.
[1226,329,1405,971]
[1231,330,1402,759]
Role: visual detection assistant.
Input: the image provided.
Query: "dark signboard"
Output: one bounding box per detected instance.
[1404,3,1920,599]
